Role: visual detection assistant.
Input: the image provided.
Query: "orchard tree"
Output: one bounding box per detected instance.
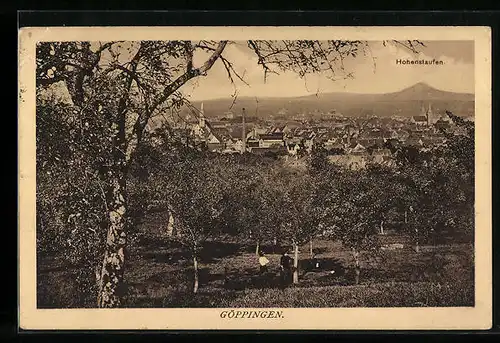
[215,159,270,254]
[36,99,112,305]
[393,112,475,249]
[440,111,474,239]
[248,166,291,256]
[165,154,229,293]
[36,39,423,307]
[321,166,391,285]
[273,169,326,284]
[392,145,437,251]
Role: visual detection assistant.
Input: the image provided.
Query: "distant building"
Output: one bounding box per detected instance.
[269,125,287,134]
[285,142,302,157]
[411,103,434,126]
[189,103,233,152]
[224,110,235,119]
[434,119,451,131]
[328,154,367,170]
[426,103,433,126]
[411,115,428,126]
[404,137,424,147]
[349,143,367,155]
[258,132,285,148]
[249,127,268,140]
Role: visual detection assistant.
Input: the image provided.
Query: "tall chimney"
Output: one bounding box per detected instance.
[427,103,432,126]
[241,107,246,154]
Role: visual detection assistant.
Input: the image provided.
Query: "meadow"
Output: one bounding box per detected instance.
[38,210,474,309]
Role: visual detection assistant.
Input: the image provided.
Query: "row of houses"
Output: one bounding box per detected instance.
[181,103,454,158]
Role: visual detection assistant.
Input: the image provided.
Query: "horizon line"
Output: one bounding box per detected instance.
[189,82,475,103]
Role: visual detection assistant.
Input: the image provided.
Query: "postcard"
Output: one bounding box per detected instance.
[18,26,492,330]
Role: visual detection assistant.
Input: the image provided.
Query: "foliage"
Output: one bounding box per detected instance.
[36,100,111,305]
[320,167,388,251]
[392,113,475,243]
[271,169,325,246]
[35,39,426,306]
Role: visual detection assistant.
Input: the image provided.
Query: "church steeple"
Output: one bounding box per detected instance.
[199,102,205,128]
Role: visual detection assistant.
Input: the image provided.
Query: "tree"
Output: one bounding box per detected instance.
[37,41,229,306]
[272,169,325,284]
[392,113,475,248]
[36,99,112,305]
[164,154,228,293]
[309,142,330,174]
[320,166,390,285]
[36,39,423,306]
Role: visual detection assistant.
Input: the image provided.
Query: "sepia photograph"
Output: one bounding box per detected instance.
[18,26,491,330]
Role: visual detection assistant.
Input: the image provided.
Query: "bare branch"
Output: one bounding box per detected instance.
[148,41,228,116]
[228,90,238,111]
[247,40,279,82]
[184,41,194,72]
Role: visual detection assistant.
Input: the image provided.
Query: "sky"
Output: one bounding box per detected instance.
[184,40,475,101]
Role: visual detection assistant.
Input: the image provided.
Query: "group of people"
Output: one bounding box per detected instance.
[258,250,294,288]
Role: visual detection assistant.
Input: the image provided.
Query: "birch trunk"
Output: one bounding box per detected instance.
[293,242,299,284]
[166,210,175,236]
[255,241,260,257]
[97,172,127,308]
[380,220,384,235]
[193,243,199,293]
[352,248,361,285]
[404,210,408,224]
[97,107,128,308]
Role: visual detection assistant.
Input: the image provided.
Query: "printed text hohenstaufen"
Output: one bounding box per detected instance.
[396,59,445,65]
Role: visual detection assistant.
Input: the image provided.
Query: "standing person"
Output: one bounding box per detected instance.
[258,251,270,274]
[279,251,293,288]
[311,253,320,271]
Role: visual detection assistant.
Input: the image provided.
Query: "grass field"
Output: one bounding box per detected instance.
[37,211,474,308]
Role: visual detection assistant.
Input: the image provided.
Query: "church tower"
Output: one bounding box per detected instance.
[199,102,206,128]
[426,103,433,126]
[420,102,426,117]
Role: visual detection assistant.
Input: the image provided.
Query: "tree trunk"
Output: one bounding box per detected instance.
[97,91,130,308]
[309,239,313,258]
[193,244,199,293]
[273,237,277,254]
[97,173,127,308]
[293,242,299,284]
[352,248,360,285]
[415,229,420,253]
[404,210,408,224]
[380,220,384,235]
[255,241,260,257]
[166,210,175,236]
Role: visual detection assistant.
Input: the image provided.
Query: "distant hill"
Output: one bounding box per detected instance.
[186,82,474,119]
[377,82,475,102]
